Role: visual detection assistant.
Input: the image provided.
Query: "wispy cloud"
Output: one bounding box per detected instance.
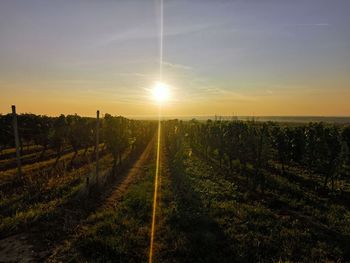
[95,22,226,47]
[115,72,151,78]
[180,84,257,103]
[162,61,193,71]
[285,23,330,27]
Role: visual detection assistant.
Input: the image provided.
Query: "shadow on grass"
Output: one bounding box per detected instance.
[193,149,350,261]
[160,151,235,263]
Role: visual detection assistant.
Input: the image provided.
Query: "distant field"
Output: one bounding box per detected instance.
[131,115,350,124]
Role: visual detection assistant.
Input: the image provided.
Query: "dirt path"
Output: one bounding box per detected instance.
[101,134,156,209]
[0,135,156,263]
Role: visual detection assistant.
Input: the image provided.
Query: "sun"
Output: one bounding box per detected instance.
[151,81,170,103]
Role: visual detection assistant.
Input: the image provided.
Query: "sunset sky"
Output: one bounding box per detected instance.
[0,0,349,117]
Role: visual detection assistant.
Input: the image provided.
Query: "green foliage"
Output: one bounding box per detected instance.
[0,113,153,240]
[185,119,350,192]
[48,114,68,156]
[161,120,350,261]
[103,114,130,166]
[66,114,92,153]
[1,115,350,262]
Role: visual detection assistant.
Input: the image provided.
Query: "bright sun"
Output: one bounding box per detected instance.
[151,81,170,103]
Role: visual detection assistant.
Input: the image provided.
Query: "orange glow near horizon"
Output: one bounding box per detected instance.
[1,83,350,117]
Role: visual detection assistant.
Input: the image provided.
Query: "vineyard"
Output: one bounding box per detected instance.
[1,112,350,262]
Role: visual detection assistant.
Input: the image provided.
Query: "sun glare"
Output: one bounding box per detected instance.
[151,81,170,103]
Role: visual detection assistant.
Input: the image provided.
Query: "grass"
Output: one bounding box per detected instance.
[0,146,80,171]
[48,131,350,262]
[1,127,350,262]
[0,144,136,237]
[0,145,43,160]
[155,147,234,262]
[185,143,350,262]
[56,151,157,262]
[0,144,104,183]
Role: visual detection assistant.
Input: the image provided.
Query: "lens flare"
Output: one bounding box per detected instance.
[151,81,170,103]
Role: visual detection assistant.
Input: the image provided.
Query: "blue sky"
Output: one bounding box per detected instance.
[0,0,349,116]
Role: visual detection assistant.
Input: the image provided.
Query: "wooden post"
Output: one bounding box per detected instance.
[12,105,22,177]
[95,110,100,185]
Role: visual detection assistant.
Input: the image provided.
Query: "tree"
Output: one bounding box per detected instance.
[289,127,306,164]
[272,126,288,175]
[342,126,350,165]
[209,121,225,168]
[236,122,251,177]
[66,115,91,166]
[103,114,129,170]
[323,127,341,191]
[225,122,240,173]
[49,114,67,169]
[250,123,271,192]
[33,115,52,159]
[0,114,13,153]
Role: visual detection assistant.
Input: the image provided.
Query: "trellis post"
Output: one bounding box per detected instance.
[12,105,22,177]
[95,110,100,185]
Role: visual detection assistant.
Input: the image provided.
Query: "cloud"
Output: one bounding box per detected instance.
[162,61,193,71]
[179,84,257,103]
[286,23,330,27]
[115,72,151,78]
[95,22,226,47]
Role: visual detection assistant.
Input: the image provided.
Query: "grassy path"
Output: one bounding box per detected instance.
[46,133,157,262]
[151,146,232,262]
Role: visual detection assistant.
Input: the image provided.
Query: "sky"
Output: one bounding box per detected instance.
[0,0,350,117]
